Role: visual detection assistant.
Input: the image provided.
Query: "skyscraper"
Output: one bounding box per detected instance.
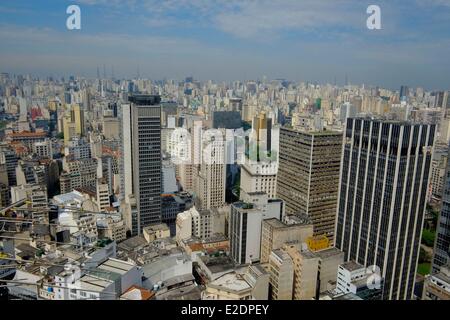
[120,95,162,234]
[229,192,284,265]
[240,111,279,199]
[194,128,226,210]
[432,145,450,273]
[335,117,436,300]
[276,128,342,242]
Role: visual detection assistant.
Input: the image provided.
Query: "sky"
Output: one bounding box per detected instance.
[0,0,450,90]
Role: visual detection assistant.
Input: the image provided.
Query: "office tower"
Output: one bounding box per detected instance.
[277,128,342,242]
[0,147,18,187]
[432,145,450,273]
[336,117,436,300]
[212,111,241,129]
[120,95,162,234]
[240,112,279,199]
[429,143,448,202]
[400,86,409,101]
[62,104,85,145]
[194,129,226,210]
[229,192,284,265]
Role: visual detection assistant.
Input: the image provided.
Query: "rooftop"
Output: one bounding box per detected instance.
[340,260,364,272]
[209,272,251,293]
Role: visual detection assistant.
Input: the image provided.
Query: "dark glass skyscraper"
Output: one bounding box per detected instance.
[121,95,162,234]
[335,117,435,300]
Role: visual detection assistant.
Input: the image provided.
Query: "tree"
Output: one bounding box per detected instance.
[421,229,435,247]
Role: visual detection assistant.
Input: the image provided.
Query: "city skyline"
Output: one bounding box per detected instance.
[0,1,449,89]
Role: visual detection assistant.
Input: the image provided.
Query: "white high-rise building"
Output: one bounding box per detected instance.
[229,192,284,265]
[194,129,226,210]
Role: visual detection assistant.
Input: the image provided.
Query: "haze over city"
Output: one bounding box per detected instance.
[0,0,450,89]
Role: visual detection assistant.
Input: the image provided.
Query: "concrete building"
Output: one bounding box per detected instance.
[202,265,269,300]
[96,180,110,212]
[176,206,226,244]
[97,216,127,243]
[11,184,48,209]
[336,117,436,300]
[277,127,342,241]
[64,137,91,160]
[422,265,450,300]
[240,162,278,199]
[195,129,226,210]
[284,244,319,300]
[268,249,294,300]
[32,139,53,158]
[229,192,284,265]
[336,261,383,300]
[433,145,450,273]
[429,144,448,202]
[143,223,171,243]
[260,216,314,264]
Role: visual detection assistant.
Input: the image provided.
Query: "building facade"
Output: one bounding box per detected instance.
[277,127,342,241]
[336,117,436,300]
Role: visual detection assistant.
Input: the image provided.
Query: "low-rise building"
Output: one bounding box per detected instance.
[202,264,269,300]
[422,265,450,300]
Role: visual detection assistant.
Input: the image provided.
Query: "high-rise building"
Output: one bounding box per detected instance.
[194,129,226,210]
[268,249,294,300]
[229,192,284,265]
[240,112,279,200]
[432,145,450,273]
[120,95,162,234]
[277,128,342,242]
[400,86,409,101]
[336,117,436,300]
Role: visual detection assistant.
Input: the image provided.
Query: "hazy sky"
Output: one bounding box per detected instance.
[1,0,450,89]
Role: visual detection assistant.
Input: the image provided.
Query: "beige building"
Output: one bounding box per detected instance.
[283,244,344,300]
[102,117,120,140]
[202,265,269,300]
[176,206,226,244]
[284,244,319,300]
[314,247,345,293]
[97,217,127,242]
[260,216,314,264]
[96,180,110,212]
[143,223,171,243]
[422,265,450,300]
[268,249,294,300]
[240,162,278,199]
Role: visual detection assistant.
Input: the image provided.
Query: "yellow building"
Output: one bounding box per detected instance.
[62,104,85,144]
